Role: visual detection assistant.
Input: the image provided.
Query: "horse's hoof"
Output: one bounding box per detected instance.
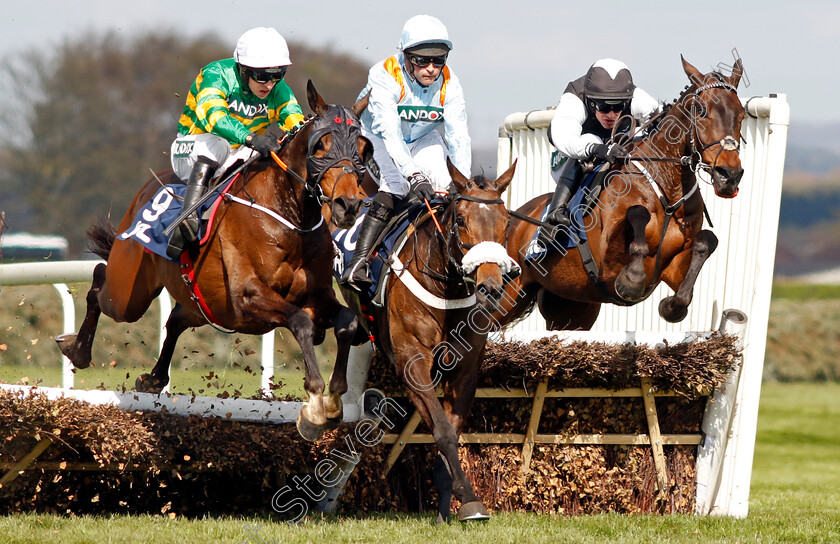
[458,501,490,522]
[615,268,645,302]
[324,415,342,432]
[296,413,326,442]
[435,512,450,525]
[135,374,164,394]
[55,334,90,369]
[659,297,688,323]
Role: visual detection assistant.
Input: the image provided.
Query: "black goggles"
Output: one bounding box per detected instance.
[245,67,287,83]
[591,100,629,113]
[408,54,447,68]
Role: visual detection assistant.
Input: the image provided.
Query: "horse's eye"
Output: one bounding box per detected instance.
[455,216,466,227]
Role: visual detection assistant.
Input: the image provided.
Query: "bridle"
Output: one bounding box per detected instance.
[227,105,368,233]
[269,105,368,204]
[304,105,369,201]
[628,73,741,176]
[414,193,507,288]
[684,75,741,175]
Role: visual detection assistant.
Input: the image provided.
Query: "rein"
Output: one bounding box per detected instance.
[411,193,508,292]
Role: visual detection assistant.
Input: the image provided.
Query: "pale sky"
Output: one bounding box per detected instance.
[1,1,833,149]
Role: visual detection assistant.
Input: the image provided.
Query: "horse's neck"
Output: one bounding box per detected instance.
[273,141,321,227]
[407,216,469,298]
[640,106,697,199]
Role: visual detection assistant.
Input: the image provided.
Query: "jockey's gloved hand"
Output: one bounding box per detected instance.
[589,143,628,164]
[247,134,282,157]
[408,173,436,202]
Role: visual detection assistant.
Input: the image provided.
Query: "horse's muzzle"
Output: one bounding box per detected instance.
[331,196,363,228]
[476,278,505,312]
[712,166,744,198]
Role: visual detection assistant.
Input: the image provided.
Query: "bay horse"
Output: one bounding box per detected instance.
[56,81,371,441]
[338,161,519,522]
[495,57,745,330]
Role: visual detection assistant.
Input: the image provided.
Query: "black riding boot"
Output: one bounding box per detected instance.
[166,159,216,259]
[340,194,394,293]
[544,159,582,228]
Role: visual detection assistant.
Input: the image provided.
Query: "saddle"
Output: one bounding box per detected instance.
[525,164,610,261]
[332,199,433,301]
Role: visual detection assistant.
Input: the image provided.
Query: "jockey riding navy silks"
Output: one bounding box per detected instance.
[340,14,472,293]
[167,27,305,258]
[545,58,661,230]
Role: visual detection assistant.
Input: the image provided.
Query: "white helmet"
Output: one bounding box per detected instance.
[398,15,452,56]
[233,27,292,68]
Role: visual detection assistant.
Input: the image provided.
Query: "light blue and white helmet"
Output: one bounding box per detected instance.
[398,15,452,56]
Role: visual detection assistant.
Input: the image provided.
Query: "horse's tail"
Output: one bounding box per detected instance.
[86,216,116,260]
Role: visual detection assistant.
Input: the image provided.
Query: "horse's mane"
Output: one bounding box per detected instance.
[646,68,729,135]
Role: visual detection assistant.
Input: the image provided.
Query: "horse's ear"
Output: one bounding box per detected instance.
[727,58,744,89]
[352,91,370,119]
[306,80,329,115]
[680,55,703,87]
[447,158,470,193]
[493,159,517,194]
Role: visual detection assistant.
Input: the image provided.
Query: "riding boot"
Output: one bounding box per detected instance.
[340,195,394,293]
[166,159,216,259]
[544,159,582,228]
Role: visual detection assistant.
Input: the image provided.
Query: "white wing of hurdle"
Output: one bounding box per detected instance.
[0,260,304,423]
[495,94,790,518]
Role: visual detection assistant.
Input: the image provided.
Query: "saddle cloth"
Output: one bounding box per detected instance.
[332,200,427,299]
[118,179,235,262]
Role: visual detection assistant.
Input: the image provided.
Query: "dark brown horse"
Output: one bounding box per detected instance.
[338,161,519,522]
[493,57,745,331]
[56,81,371,441]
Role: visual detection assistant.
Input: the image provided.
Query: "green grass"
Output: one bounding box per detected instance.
[770,281,840,300]
[2,382,838,543]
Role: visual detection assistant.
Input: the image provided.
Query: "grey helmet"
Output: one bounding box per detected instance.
[584,58,635,101]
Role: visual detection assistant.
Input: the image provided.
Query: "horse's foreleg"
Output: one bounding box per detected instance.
[238,286,328,441]
[404,363,489,523]
[55,263,107,369]
[658,229,719,322]
[323,306,359,426]
[136,303,195,393]
[614,205,652,302]
[433,348,484,524]
[285,309,329,442]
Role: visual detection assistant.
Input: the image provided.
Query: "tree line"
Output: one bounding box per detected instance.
[0,31,368,257]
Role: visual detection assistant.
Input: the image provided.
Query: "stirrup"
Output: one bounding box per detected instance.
[546,206,571,228]
[341,261,372,293]
[165,217,199,259]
